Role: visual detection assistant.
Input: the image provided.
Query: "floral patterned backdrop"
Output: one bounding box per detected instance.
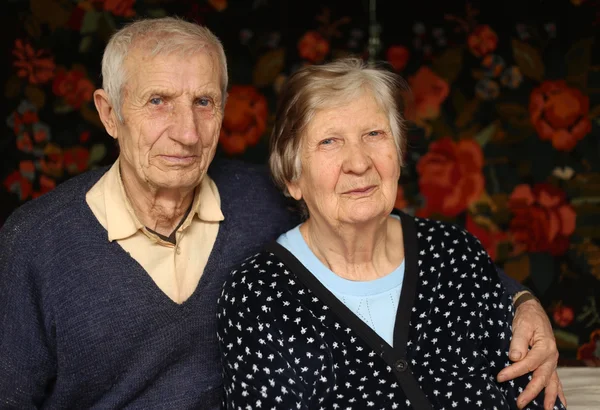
[2,0,599,364]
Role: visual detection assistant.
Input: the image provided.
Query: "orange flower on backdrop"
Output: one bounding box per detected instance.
[407,67,449,124]
[52,68,95,109]
[208,0,227,11]
[3,171,33,201]
[12,39,55,85]
[465,214,508,261]
[63,147,90,174]
[467,25,498,57]
[553,304,575,327]
[219,85,268,155]
[416,138,485,217]
[99,0,136,17]
[32,175,56,199]
[386,46,410,72]
[298,31,330,63]
[577,330,600,363]
[508,183,576,256]
[529,80,592,151]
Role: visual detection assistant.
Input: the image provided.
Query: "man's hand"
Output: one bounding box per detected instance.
[497,296,567,409]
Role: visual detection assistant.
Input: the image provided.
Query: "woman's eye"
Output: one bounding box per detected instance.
[319,138,334,145]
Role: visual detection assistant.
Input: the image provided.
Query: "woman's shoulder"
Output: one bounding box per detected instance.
[399,211,487,254]
[219,248,291,298]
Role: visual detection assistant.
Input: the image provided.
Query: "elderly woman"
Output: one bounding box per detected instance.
[217,58,565,410]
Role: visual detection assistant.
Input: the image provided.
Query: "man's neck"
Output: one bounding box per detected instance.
[120,171,196,237]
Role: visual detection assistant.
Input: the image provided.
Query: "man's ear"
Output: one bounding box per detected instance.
[94,89,119,139]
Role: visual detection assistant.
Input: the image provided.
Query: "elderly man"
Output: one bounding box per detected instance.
[0,17,563,409]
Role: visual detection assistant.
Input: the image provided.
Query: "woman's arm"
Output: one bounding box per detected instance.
[216,266,310,410]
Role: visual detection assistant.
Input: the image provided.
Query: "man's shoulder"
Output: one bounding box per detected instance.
[208,157,271,186]
[1,167,108,240]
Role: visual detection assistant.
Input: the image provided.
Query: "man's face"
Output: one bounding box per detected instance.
[113,47,223,192]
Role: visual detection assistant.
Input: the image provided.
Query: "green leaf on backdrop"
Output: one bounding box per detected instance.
[504,253,530,284]
[25,86,46,109]
[589,105,600,119]
[565,37,594,91]
[81,10,102,34]
[495,103,534,132]
[455,98,479,128]
[452,89,467,114]
[253,48,286,88]
[528,252,556,296]
[432,47,464,84]
[474,122,497,147]
[146,8,168,18]
[89,144,107,165]
[554,329,580,350]
[511,38,545,83]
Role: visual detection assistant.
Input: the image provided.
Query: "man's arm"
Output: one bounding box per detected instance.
[495,267,566,409]
[0,215,56,407]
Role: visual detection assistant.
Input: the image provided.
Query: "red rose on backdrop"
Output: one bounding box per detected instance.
[467,25,498,57]
[386,45,410,72]
[407,67,449,124]
[63,147,90,174]
[508,183,576,256]
[416,138,485,217]
[552,304,575,327]
[219,85,268,155]
[465,214,508,261]
[52,68,95,109]
[529,80,592,151]
[298,31,330,63]
[100,0,136,17]
[12,39,55,85]
[577,329,600,364]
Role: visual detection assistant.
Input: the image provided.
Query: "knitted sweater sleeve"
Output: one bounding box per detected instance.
[0,212,56,407]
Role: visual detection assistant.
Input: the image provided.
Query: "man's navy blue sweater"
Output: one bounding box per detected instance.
[0,159,297,409]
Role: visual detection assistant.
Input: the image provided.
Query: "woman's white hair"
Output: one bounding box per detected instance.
[269,57,408,198]
[101,16,228,120]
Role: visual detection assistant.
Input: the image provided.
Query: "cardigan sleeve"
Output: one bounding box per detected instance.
[216,268,310,410]
[473,238,564,410]
[0,214,56,408]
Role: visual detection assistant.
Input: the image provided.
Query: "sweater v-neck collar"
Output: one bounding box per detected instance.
[265,210,433,410]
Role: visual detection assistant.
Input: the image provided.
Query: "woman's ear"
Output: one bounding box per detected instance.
[286,180,303,201]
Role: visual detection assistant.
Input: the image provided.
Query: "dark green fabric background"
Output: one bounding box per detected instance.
[2,0,599,363]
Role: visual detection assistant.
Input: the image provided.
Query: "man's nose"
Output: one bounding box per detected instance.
[171,105,201,146]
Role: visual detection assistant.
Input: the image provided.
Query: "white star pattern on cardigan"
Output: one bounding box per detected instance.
[217,212,566,410]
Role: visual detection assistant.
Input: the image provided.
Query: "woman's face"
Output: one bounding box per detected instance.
[287,91,401,228]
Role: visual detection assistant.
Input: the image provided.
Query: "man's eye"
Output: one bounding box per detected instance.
[368,131,381,136]
[149,97,163,105]
[197,98,211,107]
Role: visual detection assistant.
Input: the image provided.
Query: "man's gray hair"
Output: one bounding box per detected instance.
[101,16,228,120]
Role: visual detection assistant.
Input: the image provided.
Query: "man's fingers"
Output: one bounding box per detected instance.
[543,372,560,410]
[516,364,553,409]
[557,375,567,408]
[498,345,547,382]
[508,321,532,362]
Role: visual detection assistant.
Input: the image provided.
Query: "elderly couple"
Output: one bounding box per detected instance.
[0,17,565,410]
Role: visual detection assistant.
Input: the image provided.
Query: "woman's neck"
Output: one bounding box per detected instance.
[300,216,404,281]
